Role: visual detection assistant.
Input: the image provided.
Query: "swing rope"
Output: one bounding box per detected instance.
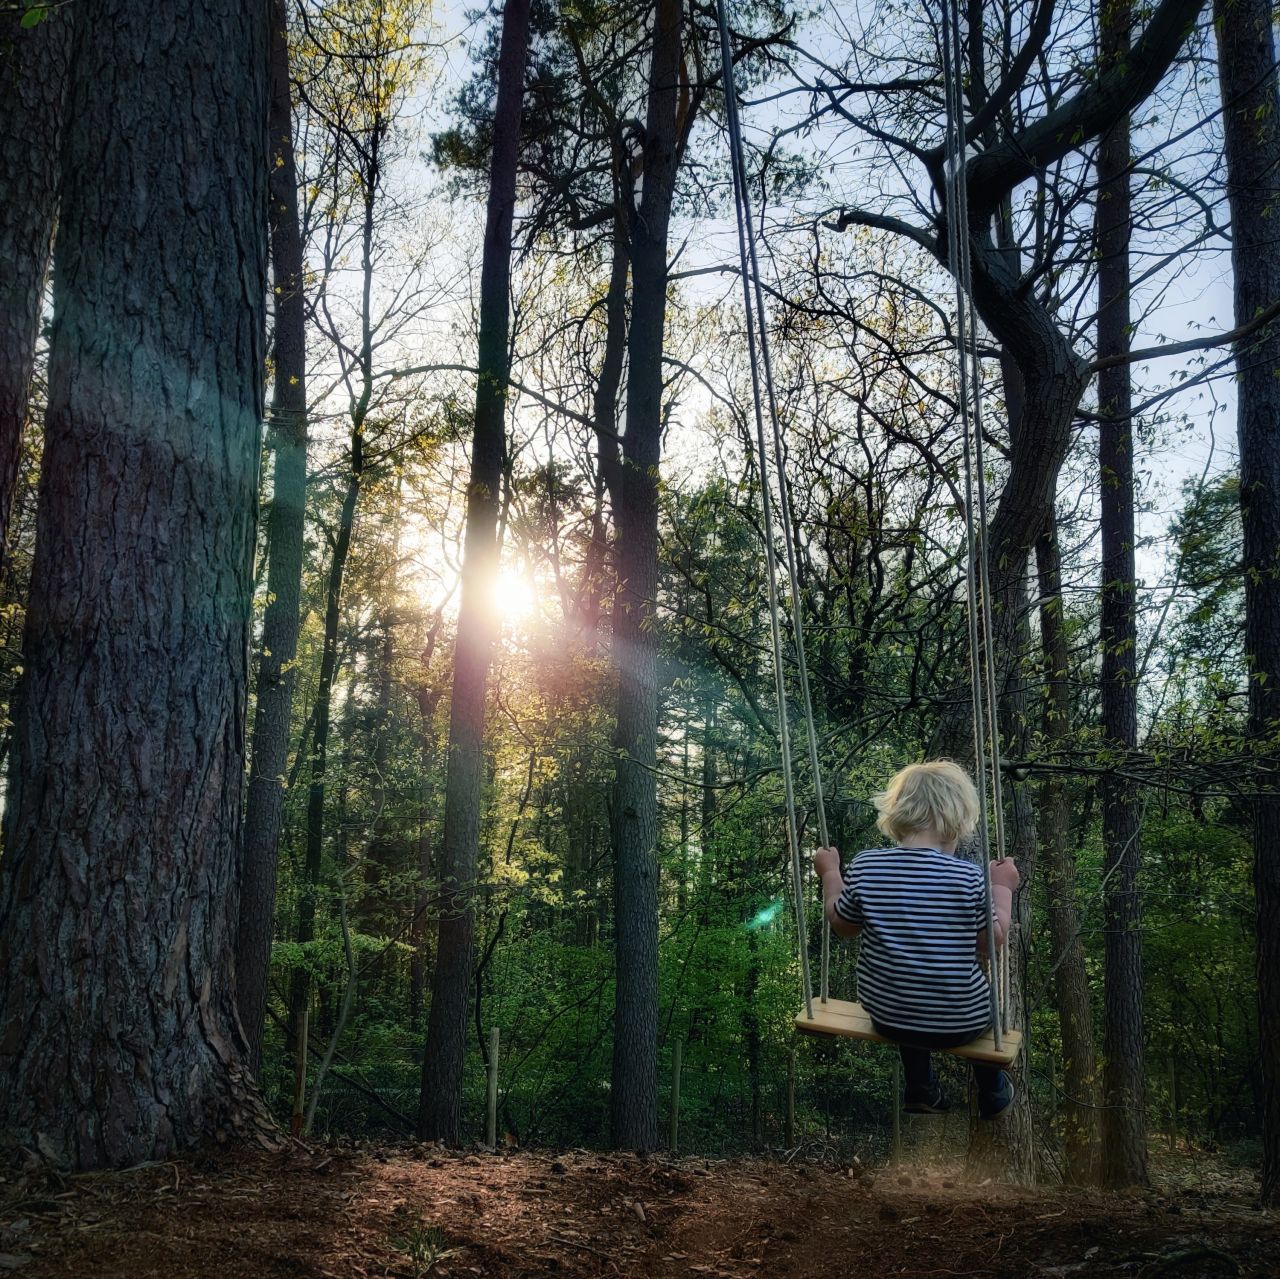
[714,0,825,1017]
[940,0,1010,1044]
[714,0,1011,1042]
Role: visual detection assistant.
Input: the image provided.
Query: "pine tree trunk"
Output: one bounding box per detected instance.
[0,6,70,573]
[417,0,530,1144]
[1215,0,1280,1208]
[0,0,274,1168]
[1036,524,1102,1184]
[237,0,310,1076]
[609,0,683,1152]
[1096,0,1148,1190]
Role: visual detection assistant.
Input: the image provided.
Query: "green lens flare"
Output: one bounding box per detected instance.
[745,899,784,931]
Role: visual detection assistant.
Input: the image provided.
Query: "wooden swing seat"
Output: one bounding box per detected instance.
[794,997,1022,1066]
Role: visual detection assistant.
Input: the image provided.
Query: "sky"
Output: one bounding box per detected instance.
[365,0,1241,635]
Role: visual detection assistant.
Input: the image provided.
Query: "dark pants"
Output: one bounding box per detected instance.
[872,1019,1004,1101]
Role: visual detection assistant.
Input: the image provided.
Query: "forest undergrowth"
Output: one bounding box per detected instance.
[2,1142,1274,1279]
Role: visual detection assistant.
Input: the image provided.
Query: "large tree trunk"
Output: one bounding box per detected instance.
[0,6,70,574]
[1215,0,1280,1208]
[1036,523,1102,1184]
[1096,0,1148,1189]
[0,0,274,1168]
[609,0,683,1152]
[417,0,530,1144]
[237,0,310,1077]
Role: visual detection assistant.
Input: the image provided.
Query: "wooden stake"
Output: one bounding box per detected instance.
[670,1037,683,1153]
[1168,1054,1178,1153]
[486,1026,500,1150]
[891,1056,901,1164]
[785,1048,796,1148]
[291,1007,309,1138]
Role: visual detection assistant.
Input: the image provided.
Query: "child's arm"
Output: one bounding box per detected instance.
[813,847,862,939]
[977,859,1020,953]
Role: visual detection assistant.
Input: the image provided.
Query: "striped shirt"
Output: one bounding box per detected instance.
[834,846,991,1037]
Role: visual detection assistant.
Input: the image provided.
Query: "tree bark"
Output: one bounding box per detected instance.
[1035,524,1102,1184]
[1214,0,1280,1208]
[1096,0,1148,1190]
[237,0,310,1077]
[0,6,70,574]
[0,0,274,1168]
[417,0,530,1144]
[609,0,683,1152]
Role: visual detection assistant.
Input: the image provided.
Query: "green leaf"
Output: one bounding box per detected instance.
[21,6,46,28]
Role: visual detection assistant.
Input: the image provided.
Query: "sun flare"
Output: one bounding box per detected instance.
[492,566,537,623]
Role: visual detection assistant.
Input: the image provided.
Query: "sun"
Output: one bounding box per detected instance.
[491,566,537,623]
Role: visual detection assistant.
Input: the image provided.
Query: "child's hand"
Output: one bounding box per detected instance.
[990,858,1020,891]
[813,846,841,878]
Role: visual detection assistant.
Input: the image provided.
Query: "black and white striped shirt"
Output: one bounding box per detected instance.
[834,847,991,1037]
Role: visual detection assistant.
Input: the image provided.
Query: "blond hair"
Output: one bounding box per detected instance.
[873,760,980,845]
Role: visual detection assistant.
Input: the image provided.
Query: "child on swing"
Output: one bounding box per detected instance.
[812,760,1018,1118]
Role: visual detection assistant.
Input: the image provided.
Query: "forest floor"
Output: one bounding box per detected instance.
[1,1141,1275,1279]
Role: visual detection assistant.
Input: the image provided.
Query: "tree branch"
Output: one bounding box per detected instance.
[823,206,936,255]
[965,0,1206,215]
[1090,297,1280,372]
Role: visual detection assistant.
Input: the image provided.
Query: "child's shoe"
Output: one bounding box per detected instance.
[978,1072,1015,1120]
[903,1077,950,1114]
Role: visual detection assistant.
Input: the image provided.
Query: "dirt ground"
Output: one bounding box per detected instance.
[0,1143,1275,1279]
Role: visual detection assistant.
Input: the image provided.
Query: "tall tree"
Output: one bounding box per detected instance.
[1035,521,1102,1184]
[609,0,684,1152]
[1215,0,1280,1207]
[0,0,273,1168]
[0,5,70,573]
[418,0,532,1145]
[237,0,311,1076]
[1095,0,1148,1189]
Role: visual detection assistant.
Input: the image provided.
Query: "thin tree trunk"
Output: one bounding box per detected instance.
[410,624,444,1030]
[1215,0,1280,1208]
[237,0,310,1076]
[966,570,1037,1184]
[0,0,275,1168]
[577,225,629,640]
[286,95,385,1067]
[1036,523,1102,1184]
[417,0,531,1144]
[364,476,404,934]
[744,927,763,1147]
[0,6,70,575]
[287,426,363,1065]
[1096,0,1148,1189]
[609,0,683,1152]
